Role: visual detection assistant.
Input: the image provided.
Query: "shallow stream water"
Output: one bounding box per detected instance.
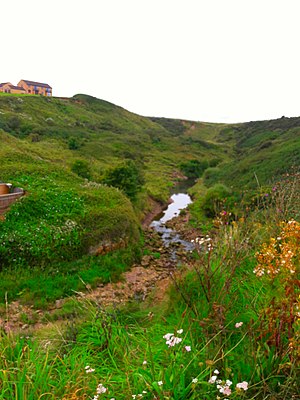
[150,186,195,260]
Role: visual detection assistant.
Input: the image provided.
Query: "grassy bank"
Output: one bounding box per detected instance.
[1,187,299,399]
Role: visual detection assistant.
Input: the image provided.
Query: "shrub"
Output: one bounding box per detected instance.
[201,183,231,218]
[71,160,91,179]
[180,159,209,178]
[68,138,80,150]
[102,160,144,201]
[202,167,221,187]
[7,116,20,131]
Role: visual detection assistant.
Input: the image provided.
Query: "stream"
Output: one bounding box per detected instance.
[150,185,195,260]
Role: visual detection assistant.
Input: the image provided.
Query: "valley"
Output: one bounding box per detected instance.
[0,92,299,399]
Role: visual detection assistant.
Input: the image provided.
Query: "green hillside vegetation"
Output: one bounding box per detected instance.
[0,94,299,301]
[0,93,227,203]
[205,117,300,189]
[0,127,141,306]
[188,117,300,227]
[0,93,299,398]
[0,93,229,305]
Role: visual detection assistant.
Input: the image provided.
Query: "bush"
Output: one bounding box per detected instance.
[71,160,91,179]
[202,167,221,186]
[0,189,85,267]
[102,160,144,201]
[201,183,231,218]
[180,159,209,178]
[68,138,80,150]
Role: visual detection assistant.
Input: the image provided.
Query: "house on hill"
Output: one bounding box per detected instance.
[18,80,52,96]
[0,80,52,96]
[0,82,26,94]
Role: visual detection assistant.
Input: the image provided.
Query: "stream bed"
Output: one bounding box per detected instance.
[150,191,195,260]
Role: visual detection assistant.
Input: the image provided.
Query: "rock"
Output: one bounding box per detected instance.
[55,300,64,309]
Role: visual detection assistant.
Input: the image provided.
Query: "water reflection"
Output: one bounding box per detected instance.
[150,192,194,260]
[159,193,192,223]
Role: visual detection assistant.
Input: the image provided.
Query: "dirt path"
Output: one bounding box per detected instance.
[1,220,196,334]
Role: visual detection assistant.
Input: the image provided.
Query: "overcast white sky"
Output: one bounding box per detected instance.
[2,0,300,122]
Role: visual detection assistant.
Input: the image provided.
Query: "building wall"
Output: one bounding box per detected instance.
[0,83,13,93]
[10,87,26,94]
[18,80,52,96]
[0,83,26,94]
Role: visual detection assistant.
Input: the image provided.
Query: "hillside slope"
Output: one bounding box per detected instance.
[205,116,300,189]
[0,93,227,202]
[0,92,299,304]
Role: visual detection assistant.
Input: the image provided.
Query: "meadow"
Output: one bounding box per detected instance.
[0,93,299,398]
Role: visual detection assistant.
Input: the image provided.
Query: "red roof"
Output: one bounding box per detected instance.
[0,82,11,88]
[19,80,52,89]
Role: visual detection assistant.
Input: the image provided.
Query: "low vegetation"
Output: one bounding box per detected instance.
[0,93,299,398]
[1,173,299,399]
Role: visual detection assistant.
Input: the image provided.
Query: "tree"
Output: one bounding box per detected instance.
[103,160,144,201]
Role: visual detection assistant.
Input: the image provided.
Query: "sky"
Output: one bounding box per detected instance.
[2,0,300,123]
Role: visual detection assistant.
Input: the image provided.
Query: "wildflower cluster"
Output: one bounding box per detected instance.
[85,365,95,374]
[191,235,213,252]
[254,220,300,277]
[254,219,300,360]
[208,369,248,397]
[92,383,107,399]
[132,390,147,399]
[163,329,184,347]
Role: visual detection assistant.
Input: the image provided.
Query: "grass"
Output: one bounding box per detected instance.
[0,93,231,306]
[0,93,299,398]
[0,94,228,202]
[1,197,299,398]
[0,154,141,307]
[0,244,141,308]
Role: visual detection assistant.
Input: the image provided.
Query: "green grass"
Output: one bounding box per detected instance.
[1,244,141,308]
[0,94,228,202]
[0,93,299,398]
[1,208,299,399]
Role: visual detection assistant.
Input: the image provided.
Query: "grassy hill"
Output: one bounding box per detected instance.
[0,93,299,399]
[0,93,227,306]
[204,116,300,189]
[0,92,299,304]
[0,93,227,203]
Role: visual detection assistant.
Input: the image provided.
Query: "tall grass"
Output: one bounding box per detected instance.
[0,175,299,399]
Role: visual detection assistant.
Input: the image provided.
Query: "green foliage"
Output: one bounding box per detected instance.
[200,183,232,218]
[103,160,145,200]
[0,244,141,307]
[0,173,299,398]
[0,93,299,399]
[7,116,20,131]
[202,167,221,186]
[0,187,85,267]
[68,137,80,150]
[1,213,299,398]
[71,159,91,179]
[0,167,140,302]
[179,159,209,178]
